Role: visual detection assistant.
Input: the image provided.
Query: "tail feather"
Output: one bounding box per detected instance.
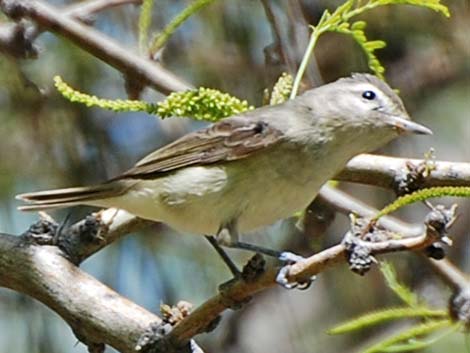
[17,183,125,211]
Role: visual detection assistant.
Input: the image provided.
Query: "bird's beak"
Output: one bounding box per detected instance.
[385,115,433,135]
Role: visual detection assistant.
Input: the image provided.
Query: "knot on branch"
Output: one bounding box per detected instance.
[21,212,58,245]
[135,321,174,353]
[394,153,435,195]
[449,287,470,328]
[423,204,457,259]
[58,213,105,264]
[343,234,376,276]
[216,253,265,310]
[0,22,39,59]
[0,0,29,21]
[241,253,266,282]
[343,215,384,275]
[78,214,104,242]
[424,204,457,240]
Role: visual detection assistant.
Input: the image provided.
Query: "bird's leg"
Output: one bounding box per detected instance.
[216,220,283,258]
[205,235,240,277]
[211,221,315,290]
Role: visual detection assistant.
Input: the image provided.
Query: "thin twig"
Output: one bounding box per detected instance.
[0,0,192,94]
[259,0,294,72]
[65,0,142,19]
[148,0,216,57]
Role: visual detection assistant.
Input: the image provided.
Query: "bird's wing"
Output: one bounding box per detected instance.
[116,115,284,179]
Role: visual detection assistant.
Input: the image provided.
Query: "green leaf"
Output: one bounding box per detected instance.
[290,0,450,97]
[382,0,450,17]
[351,20,367,30]
[138,0,155,52]
[380,262,418,307]
[363,319,454,353]
[374,186,470,220]
[328,307,447,335]
[149,0,217,56]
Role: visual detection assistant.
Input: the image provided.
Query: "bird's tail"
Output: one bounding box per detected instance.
[16,183,125,211]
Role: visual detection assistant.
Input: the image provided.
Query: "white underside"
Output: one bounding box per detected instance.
[92,147,330,236]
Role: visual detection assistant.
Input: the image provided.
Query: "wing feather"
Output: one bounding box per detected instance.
[116,116,284,180]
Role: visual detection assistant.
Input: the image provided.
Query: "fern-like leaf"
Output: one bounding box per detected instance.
[380,262,419,307]
[138,0,155,52]
[363,319,455,353]
[328,307,447,335]
[149,0,216,56]
[54,76,158,114]
[374,186,470,220]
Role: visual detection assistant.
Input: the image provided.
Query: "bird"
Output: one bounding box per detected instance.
[17,73,431,255]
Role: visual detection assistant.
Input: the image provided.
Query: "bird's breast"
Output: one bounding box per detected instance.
[110,145,340,236]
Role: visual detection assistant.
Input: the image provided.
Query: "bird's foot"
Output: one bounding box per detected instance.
[276,252,316,290]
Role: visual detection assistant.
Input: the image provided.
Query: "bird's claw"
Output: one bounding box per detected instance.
[278,251,305,263]
[276,252,316,290]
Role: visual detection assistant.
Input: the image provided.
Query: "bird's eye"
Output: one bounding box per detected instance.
[362,90,376,100]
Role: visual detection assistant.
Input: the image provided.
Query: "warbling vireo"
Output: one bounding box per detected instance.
[17,74,431,253]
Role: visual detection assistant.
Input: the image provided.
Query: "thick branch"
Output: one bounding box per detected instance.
[0,232,161,353]
[338,154,470,189]
[0,0,193,94]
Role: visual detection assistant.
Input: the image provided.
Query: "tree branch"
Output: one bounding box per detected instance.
[65,0,142,20]
[0,232,161,353]
[168,199,447,343]
[0,0,141,59]
[3,155,469,349]
[338,154,470,189]
[1,0,467,350]
[0,0,193,94]
[58,208,152,264]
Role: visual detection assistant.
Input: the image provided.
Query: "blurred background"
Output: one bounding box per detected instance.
[0,0,469,352]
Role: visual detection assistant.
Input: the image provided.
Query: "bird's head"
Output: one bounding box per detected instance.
[336,73,431,135]
[296,73,432,152]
